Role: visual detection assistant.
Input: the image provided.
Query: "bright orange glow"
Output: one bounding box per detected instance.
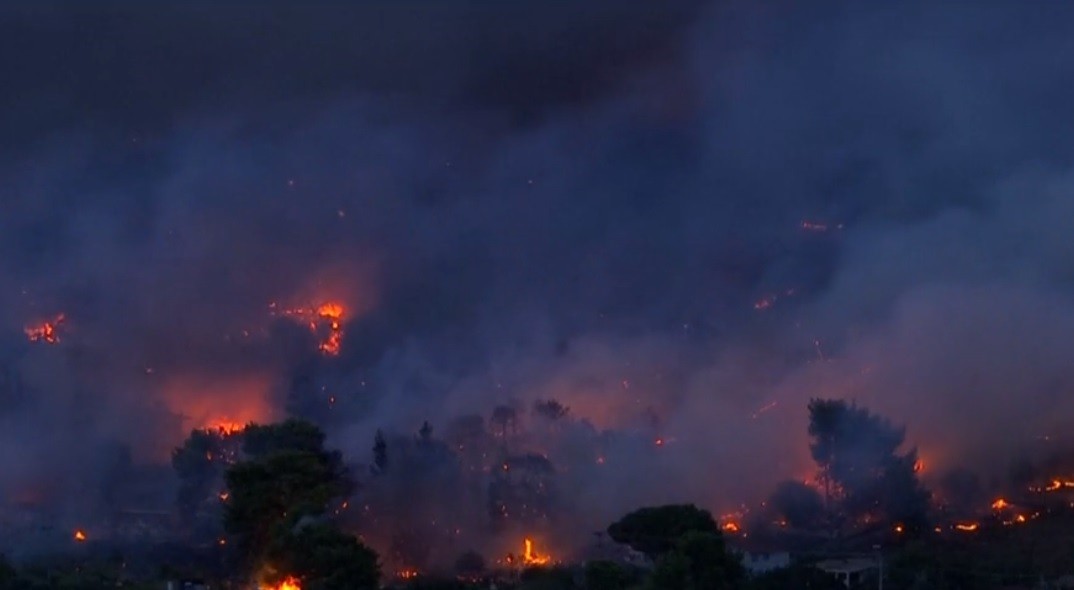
[25,314,65,344]
[722,522,740,533]
[992,498,1009,510]
[273,301,347,356]
[894,524,904,533]
[261,577,301,590]
[523,538,551,566]
[73,529,87,542]
[161,374,274,455]
[955,523,978,532]
[207,421,246,436]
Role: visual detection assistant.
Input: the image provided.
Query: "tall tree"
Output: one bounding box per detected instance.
[807,399,929,531]
[223,420,352,571]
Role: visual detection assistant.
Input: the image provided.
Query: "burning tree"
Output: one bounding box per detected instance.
[172,427,245,541]
[807,398,930,533]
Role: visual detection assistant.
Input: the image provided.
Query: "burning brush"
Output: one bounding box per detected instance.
[25,313,65,344]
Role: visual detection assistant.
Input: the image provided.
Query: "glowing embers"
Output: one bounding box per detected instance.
[271,301,347,356]
[396,569,420,580]
[73,529,87,542]
[954,522,978,532]
[25,313,66,344]
[1031,478,1074,493]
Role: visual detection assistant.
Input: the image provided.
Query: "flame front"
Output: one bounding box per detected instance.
[73,529,87,542]
[523,537,551,566]
[261,576,301,590]
[25,313,65,344]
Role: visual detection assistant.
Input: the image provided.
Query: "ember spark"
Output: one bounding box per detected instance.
[25,313,65,344]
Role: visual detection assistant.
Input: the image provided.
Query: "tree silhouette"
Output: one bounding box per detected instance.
[807,398,929,532]
[372,429,388,474]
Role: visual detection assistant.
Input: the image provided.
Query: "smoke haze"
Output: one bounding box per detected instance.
[3,0,1074,558]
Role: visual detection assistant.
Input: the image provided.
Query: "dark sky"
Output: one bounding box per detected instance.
[4,0,1074,528]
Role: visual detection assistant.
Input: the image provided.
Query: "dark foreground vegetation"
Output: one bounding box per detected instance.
[4,399,1074,589]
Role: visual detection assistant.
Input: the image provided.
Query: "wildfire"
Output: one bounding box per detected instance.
[73,529,87,542]
[991,498,1010,510]
[954,523,978,532]
[523,538,551,566]
[272,301,347,356]
[1036,478,1074,492]
[722,522,741,533]
[261,576,301,590]
[25,313,65,344]
[206,420,246,436]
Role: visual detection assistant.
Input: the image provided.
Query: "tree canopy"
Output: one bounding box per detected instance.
[222,419,368,586]
[606,504,719,558]
[807,398,929,531]
[267,522,380,590]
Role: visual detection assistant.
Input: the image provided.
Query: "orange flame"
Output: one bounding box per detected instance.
[991,498,1009,510]
[261,577,301,590]
[722,521,740,533]
[954,523,978,532]
[206,421,246,436]
[25,314,65,344]
[523,538,551,566]
[273,301,347,356]
[73,529,87,542]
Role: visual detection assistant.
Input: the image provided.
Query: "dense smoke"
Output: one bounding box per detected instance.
[3,0,1074,563]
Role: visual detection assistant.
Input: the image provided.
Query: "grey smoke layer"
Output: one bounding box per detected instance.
[2,0,1074,546]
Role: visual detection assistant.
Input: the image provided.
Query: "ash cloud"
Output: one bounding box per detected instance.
[2,0,1074,561]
